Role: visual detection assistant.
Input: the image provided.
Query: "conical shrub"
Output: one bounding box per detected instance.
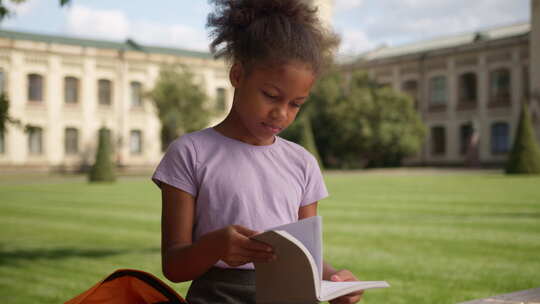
[298,115,324,169]
[89,127,116,182]
[505,103,540,174]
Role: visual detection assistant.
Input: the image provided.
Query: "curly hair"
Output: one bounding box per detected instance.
[207,0,340,75]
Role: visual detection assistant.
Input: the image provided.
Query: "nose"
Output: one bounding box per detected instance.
[270,103,287,121]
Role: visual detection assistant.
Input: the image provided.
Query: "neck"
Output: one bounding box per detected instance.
[214,110,274,146]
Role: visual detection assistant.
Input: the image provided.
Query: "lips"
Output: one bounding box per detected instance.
[261,122,283,134]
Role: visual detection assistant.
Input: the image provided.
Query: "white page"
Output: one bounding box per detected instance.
[267,216,323,281]
[319,280,390,302]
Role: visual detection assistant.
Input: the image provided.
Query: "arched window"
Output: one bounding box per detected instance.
[459,123,474,155]
[489,68,511,106]
[28,74,43,102]
[64,76,79,104]
[429,76,447,107]
[458,72,477,108]
[491,122,509,154]
[130,129,143,154]
[402,80,418,109]
[28,126,43,155]
[65,127,79,154]
[130,81,143,107]
[98,79,113,105]
[431,126,446,156]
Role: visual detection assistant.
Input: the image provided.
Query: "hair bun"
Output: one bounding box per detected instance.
[229,8,256,28]
[207,0,340,75]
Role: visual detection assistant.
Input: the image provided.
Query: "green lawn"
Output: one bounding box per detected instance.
[1,172,539,304]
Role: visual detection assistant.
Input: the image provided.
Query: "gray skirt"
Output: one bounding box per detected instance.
[186,267,256,304]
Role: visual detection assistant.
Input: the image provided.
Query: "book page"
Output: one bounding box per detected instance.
[268,216,323,281]
[319,280,390,302]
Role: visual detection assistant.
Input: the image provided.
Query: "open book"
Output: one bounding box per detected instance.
[252,216,389,304]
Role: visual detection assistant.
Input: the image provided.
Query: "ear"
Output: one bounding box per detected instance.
[229,62,244,88]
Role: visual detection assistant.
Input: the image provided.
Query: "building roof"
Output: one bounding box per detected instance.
[351,22,530,63]
[0,28,213,59]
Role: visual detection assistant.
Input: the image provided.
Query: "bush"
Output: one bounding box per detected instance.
[505,103,540,174]
[88,127,116,182]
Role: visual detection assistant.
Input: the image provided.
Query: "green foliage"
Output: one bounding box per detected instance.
[148,64,211,151]
[505,103,540,174]
[297,114,323,168]
[299,70,425,169]
[88,127,116,182]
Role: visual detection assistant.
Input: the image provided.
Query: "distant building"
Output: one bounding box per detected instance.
[0,30,232,171]
[343,17,540,166]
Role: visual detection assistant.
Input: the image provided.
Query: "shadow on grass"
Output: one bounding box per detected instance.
[0,246,159,266]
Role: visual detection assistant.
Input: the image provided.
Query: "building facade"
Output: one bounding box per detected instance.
[0,30,233,171]
[344,20,540,166]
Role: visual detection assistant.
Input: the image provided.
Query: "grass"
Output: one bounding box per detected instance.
[0,171,539,304]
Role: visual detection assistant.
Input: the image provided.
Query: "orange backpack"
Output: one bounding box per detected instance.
[65,269,187,304]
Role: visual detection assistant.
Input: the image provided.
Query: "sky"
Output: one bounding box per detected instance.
[0,0,531,57]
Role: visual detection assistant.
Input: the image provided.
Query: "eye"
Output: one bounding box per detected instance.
[290,102,302,108]
[262,91,278,99]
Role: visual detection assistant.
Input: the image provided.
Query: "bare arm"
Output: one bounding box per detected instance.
[161,183,274,282]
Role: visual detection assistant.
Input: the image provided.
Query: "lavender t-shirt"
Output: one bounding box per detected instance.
[152,127,328,269]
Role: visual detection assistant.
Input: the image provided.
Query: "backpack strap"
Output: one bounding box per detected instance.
[104,269,186,304]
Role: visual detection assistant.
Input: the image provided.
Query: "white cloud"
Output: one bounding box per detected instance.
[338,29,374,55]
[4,0,41,17]
[335,0,364,12]
[65,5,209,51]
[67,5,130,40]
[343,0,529,49]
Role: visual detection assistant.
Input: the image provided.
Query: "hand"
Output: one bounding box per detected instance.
[210,225,275,267]
[329,269,363,304]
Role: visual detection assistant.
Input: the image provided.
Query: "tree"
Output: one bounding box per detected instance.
[88,127,116,182]
[148,65,212,151]
[0,0,71,22]
[505,103,540,174]
[286,69,425,169]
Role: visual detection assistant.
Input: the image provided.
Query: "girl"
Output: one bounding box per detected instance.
[152,0,362,303]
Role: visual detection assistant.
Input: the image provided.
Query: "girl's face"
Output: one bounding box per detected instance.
[229,61,316,145]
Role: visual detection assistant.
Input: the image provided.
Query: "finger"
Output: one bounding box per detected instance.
[331,274,344,282]
[239,237,273,252]
[233,225,259,237]
[232,248,275,261]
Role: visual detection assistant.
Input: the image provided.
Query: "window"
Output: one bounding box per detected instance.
[65,128,79,155]
[64,76,79,104]
[130,81,142,107]
[98,79,112,105]
[28,74,43,102]
[130,130,142,154]
[28,127,43,155]
[491,122,509,154]
[0,130,5,154]
[459,123,474,155]
[401,80,418,109]
[489,68,511,105]
[216,88,226,112]
[429,76,447,106]
[458,73,477,107]
[431,126,446,156]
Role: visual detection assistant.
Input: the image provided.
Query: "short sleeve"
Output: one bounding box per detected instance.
[151,136,199,197]
[300,154,329,206]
